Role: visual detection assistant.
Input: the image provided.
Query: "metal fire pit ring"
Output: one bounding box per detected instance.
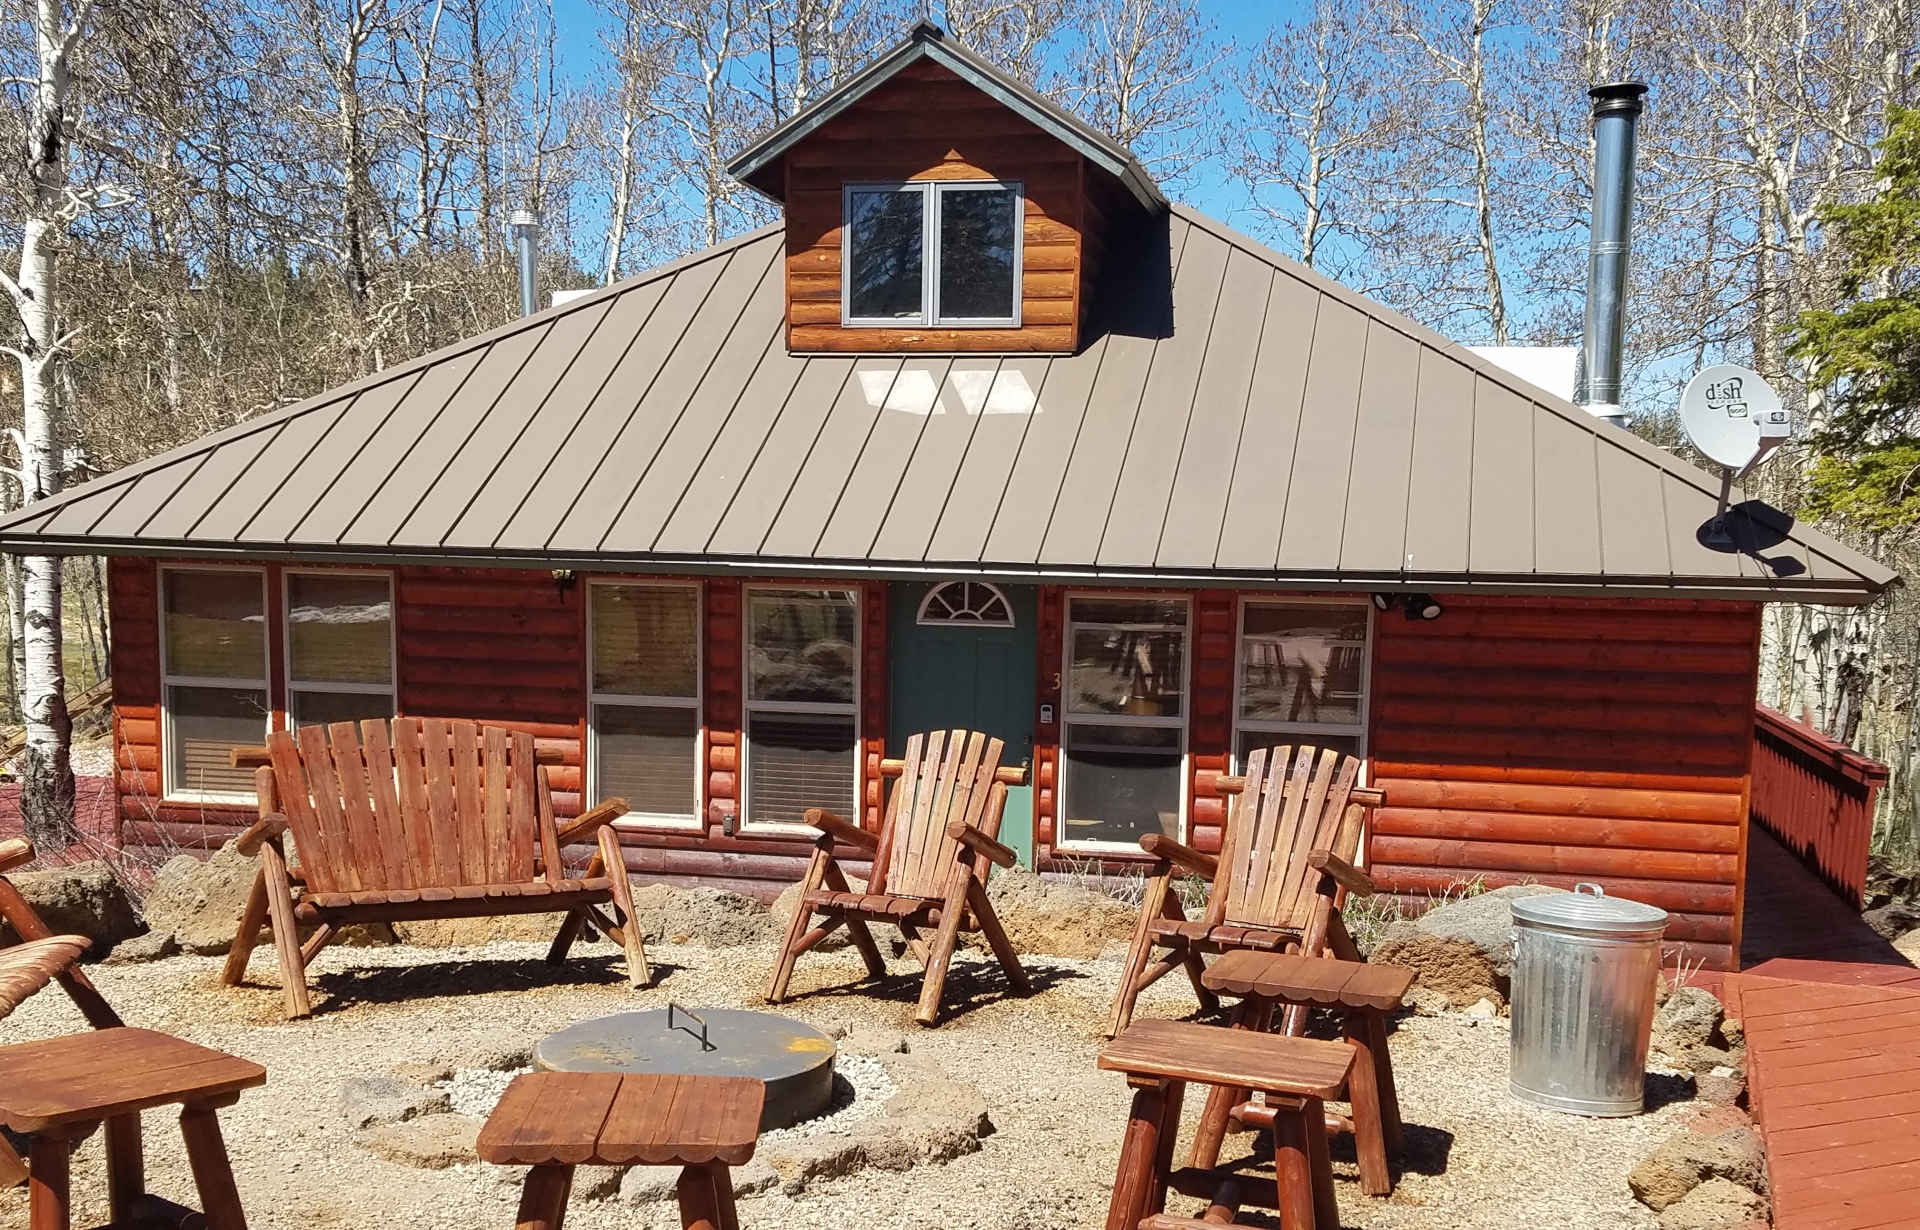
[534,1006,838,1131]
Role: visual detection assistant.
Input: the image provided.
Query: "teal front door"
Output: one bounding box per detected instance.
[887,581,1038,867]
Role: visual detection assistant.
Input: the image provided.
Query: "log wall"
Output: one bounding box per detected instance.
[1368,596,1761,971]
[783,59,1089,353]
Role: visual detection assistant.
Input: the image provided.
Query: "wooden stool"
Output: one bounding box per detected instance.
[1098,1019,1353,1230]
[478,1071,765,1230]
[0,1027,266,1230]
[1196,951,1415,1196]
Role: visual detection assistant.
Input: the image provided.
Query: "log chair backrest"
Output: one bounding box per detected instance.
[871,729,1007,901]
[264,718,556,895]
[1210,744,1364,932]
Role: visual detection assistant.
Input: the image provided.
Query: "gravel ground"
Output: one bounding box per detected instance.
[0,935,1687,1229]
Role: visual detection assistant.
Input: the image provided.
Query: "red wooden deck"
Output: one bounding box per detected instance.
[1711,828,1920,1230]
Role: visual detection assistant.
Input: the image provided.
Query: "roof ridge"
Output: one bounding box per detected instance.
[0,225,785,532]
[1168,204,1896,590]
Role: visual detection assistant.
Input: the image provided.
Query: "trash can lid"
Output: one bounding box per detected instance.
[1510,883,1668,934]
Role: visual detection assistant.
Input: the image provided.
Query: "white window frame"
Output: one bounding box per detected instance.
[916,580,1015,627]
[158,563,269,804]
[586,578,705,832]
[740,584,861,835]
[282,568,396,729]
[1057,592,1192,854]
[1230,596,1374,770]
[841,180,1024,329]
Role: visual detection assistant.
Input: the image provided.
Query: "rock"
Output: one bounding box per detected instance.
[356,1115,481,1169]
[1654,986,1726,1054]
[1676,1105,1753,1137]
[628,884,779,947]
[389,913,571,946]
[104,930,180,965]
[139,844,260,955]
[572,1166,628,1202]
[1370,924,1502,1009]
[1862,902,1920,941]
[623,1155,779,1205]
[1894,927,1920,965]
[1403,984,1451,1016]
[1655,1178,1768,1230]
[1464,997,1498,1020]
[450,1044,532,1072]
[772,876,865,953]
[839,1025,908,1056]
[758,1051,992,1193]
[1695,1067,1747,1107]
[1720,1017,1745,1048]
[1629,1127,1768,1211]
[1412,884,1563,977]
[975,868,1136,959]
[390,1061,455,1086]
[4,860,142,952]
[1673,1043,1740,1075]
[339,1075,452,1129]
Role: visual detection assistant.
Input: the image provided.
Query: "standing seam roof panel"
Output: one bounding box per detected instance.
[1097,225,1231,569]
[599,254,791,554]
[929,356,1055,563]
[1336,321,1422,574]
[337,323,553,546]
[447,283,671,550]
[815,356,957,559]
[220,400,362,542]
[563,242,781,551]
[1467,376,1537,575]
[1597,439,1672,576]
[1212,276,1319,571]
[866,356,999,562]
[762,357,905,558]
[706,358,860,555]
[398,298,616,547]
[494,253,734,551]
[980,341,1106,564]
[1530,407,1603,575]
[1275,296,1368,571]
[1662,471,1749,581]
[82,456,216,540]
[1152,250,1271,570]
[1400,351,1476,575]
[279,354,483,543]
[137,424,285,542]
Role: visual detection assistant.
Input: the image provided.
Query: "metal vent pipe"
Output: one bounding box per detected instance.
[510,209,540,316]
[1575,82,1648,426]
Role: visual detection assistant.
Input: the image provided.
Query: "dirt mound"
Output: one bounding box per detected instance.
[977,868,1135,959]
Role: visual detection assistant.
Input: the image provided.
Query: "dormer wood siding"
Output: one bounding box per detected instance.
[783,61,1095,354]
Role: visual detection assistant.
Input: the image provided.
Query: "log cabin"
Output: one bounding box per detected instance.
[0,23,1896,971]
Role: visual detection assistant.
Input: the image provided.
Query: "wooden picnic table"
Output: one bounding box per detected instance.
[478,1070,765,1230]
[0,1027,266,1230]
[1196,950,1416,1196]
[1098,1019,1354,1230]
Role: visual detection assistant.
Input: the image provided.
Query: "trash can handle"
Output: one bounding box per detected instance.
[1574,882,1605,896]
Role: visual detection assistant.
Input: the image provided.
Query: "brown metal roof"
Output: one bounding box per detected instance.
[0,209,1895,603]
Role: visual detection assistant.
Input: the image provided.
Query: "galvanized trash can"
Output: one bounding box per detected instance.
[1509,883,1668,1116]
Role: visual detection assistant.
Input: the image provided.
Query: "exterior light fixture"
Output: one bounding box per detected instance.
[1370,593,1393,611]
[1404,593,1443,621]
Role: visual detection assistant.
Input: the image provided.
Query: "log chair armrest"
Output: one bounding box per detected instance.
[234,815,289,857]
[946,821,1017,869]
[1139,833,1219,880]
[1308,849,1377,897]
[229,745,272,770]
[555,798,629,846]
[805,808,879,851]
[1349,786,1385,807]
[0,839,33,875]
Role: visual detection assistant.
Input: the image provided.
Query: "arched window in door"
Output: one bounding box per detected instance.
[917,581,1014,627]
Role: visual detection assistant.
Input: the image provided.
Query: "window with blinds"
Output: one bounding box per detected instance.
[589,582,701,827]
[743,588,858,829]
[161,567,268,800]
[287,571,394,729]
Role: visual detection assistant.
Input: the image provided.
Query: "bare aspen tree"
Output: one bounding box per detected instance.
[2,0,104,846]
[1059,0,1220,184]
[939,0,1067,83]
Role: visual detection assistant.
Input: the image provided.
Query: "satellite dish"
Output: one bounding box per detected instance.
[1680,364,1790,473]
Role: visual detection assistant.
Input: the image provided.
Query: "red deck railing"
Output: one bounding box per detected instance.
[1750,706,1888,907]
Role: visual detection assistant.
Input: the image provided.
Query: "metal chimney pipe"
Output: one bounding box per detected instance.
[510,209,540,316]
[1575,82,1648,427]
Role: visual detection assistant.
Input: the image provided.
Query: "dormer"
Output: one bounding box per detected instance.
[728,22,1165,355]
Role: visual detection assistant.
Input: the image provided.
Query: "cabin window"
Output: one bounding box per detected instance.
[285,571,394,729]
[1059,596,1189,849]
[843,181,1022,327]
[588,582,702,828]
[742,588,859,829]
[1234,601,1371,765]
[917,580,1013,626]
[160,567,268,801]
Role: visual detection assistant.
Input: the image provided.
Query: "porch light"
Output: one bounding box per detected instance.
[1370,593,1393,611]
[1405,594,1443,621]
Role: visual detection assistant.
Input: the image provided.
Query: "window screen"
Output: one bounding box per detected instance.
[287,572,393,729]
[1058,596,1189,847]
[744,588,858,828]
[161,569,267,799]
[589,583,701,826]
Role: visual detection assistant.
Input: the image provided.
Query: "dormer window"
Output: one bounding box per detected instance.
[843,181,1022,327]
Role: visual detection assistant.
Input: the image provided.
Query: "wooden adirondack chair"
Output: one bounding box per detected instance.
[1106,744,1384,1037]
[0,837,123,1188]
[222,718,649,1018]
[765,729,1030,1026]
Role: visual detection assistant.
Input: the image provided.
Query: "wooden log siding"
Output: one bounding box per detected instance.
[704,578,741,833]
[1749,705,1886,908]
[860,580,889,832]
[1368,597,1761,971]
[1034,586,1065,858]
[1187,590,1235,855]
[783,59,1088,354]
